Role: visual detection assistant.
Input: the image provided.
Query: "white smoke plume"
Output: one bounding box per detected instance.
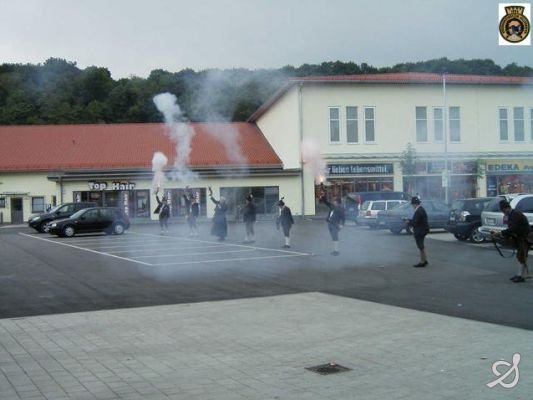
[151,151,168,192]
[153,92,198,184]
[301,137,327,184]
[205,123,247,168]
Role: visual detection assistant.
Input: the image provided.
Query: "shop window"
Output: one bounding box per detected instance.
[433,107,443,142]
[346,106,358,143]
[364,107,375,142]
[499,108,509,141]
[513,107,524,142]
[32,197,46,213]
[220,186,279,218]
[0,198,5,208]
[329,107,340,143]
[415,107,428,142]
[449,106,461,142]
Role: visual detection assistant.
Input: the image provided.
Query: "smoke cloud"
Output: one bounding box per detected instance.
[153,92,198,184]
[301,137,327,184]
[151,151,168,192]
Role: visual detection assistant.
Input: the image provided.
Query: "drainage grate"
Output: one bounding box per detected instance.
[305,362,351,375]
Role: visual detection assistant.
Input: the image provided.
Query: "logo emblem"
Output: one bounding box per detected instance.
[486,353,521,389]
[499,4,531,44]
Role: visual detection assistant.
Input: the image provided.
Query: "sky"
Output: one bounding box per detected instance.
[0,0,532,79]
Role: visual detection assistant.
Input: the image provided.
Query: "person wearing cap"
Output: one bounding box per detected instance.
[319,193,345,256]
[491,199,530,283]
[241,194,257,243]
[276,198,294,248]
[209,187,228,241]
[155,190,170,233]
[406,196,429,267]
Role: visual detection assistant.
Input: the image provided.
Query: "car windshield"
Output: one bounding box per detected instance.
[47,204,63,213]
[450,200,465,210]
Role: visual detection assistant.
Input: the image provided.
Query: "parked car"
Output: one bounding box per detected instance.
[478,194,533,241]
[28,202,96,233]
[357,199,408,228]
[445,197,498,243]
[47,207,130,237]
[376,199,451,234]
[345,191,411,222]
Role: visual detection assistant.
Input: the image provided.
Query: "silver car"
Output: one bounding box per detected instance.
[478,194,533,240]
[356,199,407,228]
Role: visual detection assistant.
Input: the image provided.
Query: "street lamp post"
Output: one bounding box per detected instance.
[442,72,450,205]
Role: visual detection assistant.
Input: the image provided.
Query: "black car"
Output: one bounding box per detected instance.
[48,207,130,237]
[28,202,96,232]
[445,197,497,243]
[376,199,450,234]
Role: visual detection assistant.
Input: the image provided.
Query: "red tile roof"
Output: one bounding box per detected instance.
[248,72,533,121]
[0,123,282,171]
[290,72,533,85]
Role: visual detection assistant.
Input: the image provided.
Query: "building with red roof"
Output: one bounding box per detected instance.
[1,72,533,225]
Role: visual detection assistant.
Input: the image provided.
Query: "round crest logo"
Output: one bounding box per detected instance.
[499,6,531,43]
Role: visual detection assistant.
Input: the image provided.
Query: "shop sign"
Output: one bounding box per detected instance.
[88,181,136,190]
[486,161,533,174]
[327,163,393,175]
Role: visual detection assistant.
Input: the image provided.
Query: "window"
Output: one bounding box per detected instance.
[514,107,524,142]
[346,106,358,143]
[364,107,375,142]
[31,197,45,213]
[433,107,443,142]
[329,107,340,143]
[0,198,5,208]
[449,106,460,142]
[530,108,533,141]
[415,107,428,142]
[499,108,509,141]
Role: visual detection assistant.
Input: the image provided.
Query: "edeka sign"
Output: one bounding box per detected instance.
[486,161,533,174]
[88,181,137,190]
[327,163,393,175]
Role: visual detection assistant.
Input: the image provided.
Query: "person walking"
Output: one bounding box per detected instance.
[242,194,257,243]
[209,187,228,241]
[183,188,199,236]
[491,199,530,283]
[319,194,345,256]
[276,198,294,248]
[155,191,170,233]
[406,196,429,267]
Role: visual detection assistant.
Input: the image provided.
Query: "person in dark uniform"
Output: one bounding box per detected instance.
[492,199,530,283]
[209,187,227,241]
[406,196,429,267]
[276,198,294,248]
[155,191,170,233]
[241,194,257,243]
[183,188,199,236]
[319,194,345,256]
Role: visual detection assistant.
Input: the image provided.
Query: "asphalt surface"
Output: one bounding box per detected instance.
[1,219,532,330]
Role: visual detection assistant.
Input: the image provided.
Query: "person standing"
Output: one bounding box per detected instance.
[183,188,199,236]
[319,194,345,256]
[155,191,170,233]
[209,187,228,241]
[406,196,429,267]
[242,194,257,243]
[277,198,294,248]
[491,199,530,283]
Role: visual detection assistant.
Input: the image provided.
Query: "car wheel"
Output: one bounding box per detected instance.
[38,221,49,233]
[63,226,75,237]
[454,233,467,241]
[469,228,485,244]
[113,223,125,235]
[390,226,403,234]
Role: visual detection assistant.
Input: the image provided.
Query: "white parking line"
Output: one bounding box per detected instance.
[130,249,255,259]
[109,244,230,254]
[153,253,306,266]
[19,233,154,266]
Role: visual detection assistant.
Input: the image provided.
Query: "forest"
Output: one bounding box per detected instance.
[0,57,531,125]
